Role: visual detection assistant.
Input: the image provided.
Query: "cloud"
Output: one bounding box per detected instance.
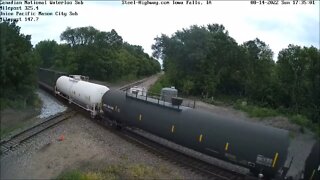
[244,4,319,57]
[11,1,319,60]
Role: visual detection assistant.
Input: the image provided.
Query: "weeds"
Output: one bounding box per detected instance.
[234,101,279,118]
[148,74,171,95]
[202,97,320,136]
[128,164,157,179]
[290,114,310,127]
[57,170,87,180]
[57,163,165,180]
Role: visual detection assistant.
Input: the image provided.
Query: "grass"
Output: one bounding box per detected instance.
[148,74,171,95]
[102,164,125,180]
[128,164,157,179]
[0,98,30,110]
[0,110,41,139]
[57,168,118,180]
[0,118,43,140]
[290,114,320,136]
[0,124,25,138]
[0,95,42,139]
[57,170,87,180]
[234,100,279,118]
[0,92,42,111]
[56,163,172,180]
[233,99,320,136]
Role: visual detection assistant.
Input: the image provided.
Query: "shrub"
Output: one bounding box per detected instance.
[234,100,278,118]
[57,170,87,180]
[290,114,309,127]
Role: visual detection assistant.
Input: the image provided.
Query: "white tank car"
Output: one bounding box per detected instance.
[55,75,109,117]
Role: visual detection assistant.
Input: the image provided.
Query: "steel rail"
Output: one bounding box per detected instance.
[0,110,76,156]
[121,127,251,180]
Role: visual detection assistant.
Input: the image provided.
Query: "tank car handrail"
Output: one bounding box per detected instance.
[68,75,89,81]
[147,91,196,109]
[125,90,195,111]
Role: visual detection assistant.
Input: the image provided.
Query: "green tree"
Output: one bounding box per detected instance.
[277,45,320,122]
[152,24,246,96]
[53,44,77,73]
[242,38,275,104]
[0,22,39,109]
[277,45,306,109]
[152,23,319,132]
[35,40,58,68]
[60,26,100,46]
[302,46,320,122]
[59,26,160,81]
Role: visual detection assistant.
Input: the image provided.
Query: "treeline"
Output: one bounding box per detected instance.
[0,22,40,109]
[152,24,320,124]
[35,26,161,81]
[0,22,160,109]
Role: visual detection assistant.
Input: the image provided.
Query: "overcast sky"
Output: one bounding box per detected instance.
[14,0,320,60]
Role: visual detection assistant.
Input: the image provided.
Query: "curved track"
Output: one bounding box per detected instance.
[0,110,76,156]
[118,77,151,91]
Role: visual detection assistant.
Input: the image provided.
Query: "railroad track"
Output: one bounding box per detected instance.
[118,76,152,91]
[0,110,76,156]
[119,127,250,180]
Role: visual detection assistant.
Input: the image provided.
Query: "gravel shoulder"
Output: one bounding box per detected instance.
[90,73,162,91]
[0,114,203,179]
[36,90,67,119]
[137,73,162,91]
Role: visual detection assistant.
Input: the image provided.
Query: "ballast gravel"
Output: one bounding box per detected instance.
[0,114,205,179]
[36,89,67,119]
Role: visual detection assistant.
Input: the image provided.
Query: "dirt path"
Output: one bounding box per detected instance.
[137,73,162,91]
[90,73,162,91]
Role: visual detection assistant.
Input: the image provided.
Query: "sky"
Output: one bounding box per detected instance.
[6,0,320,61]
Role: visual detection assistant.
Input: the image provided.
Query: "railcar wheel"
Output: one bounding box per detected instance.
[258,173,264,179]
[249,168,261,178]
[90,112,96,119]
[116,124,122,130]
[114,120,123,130]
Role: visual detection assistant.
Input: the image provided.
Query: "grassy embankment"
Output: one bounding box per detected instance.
[233,101,319,135]
[149,74,320,137]
[0,95,42,138]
